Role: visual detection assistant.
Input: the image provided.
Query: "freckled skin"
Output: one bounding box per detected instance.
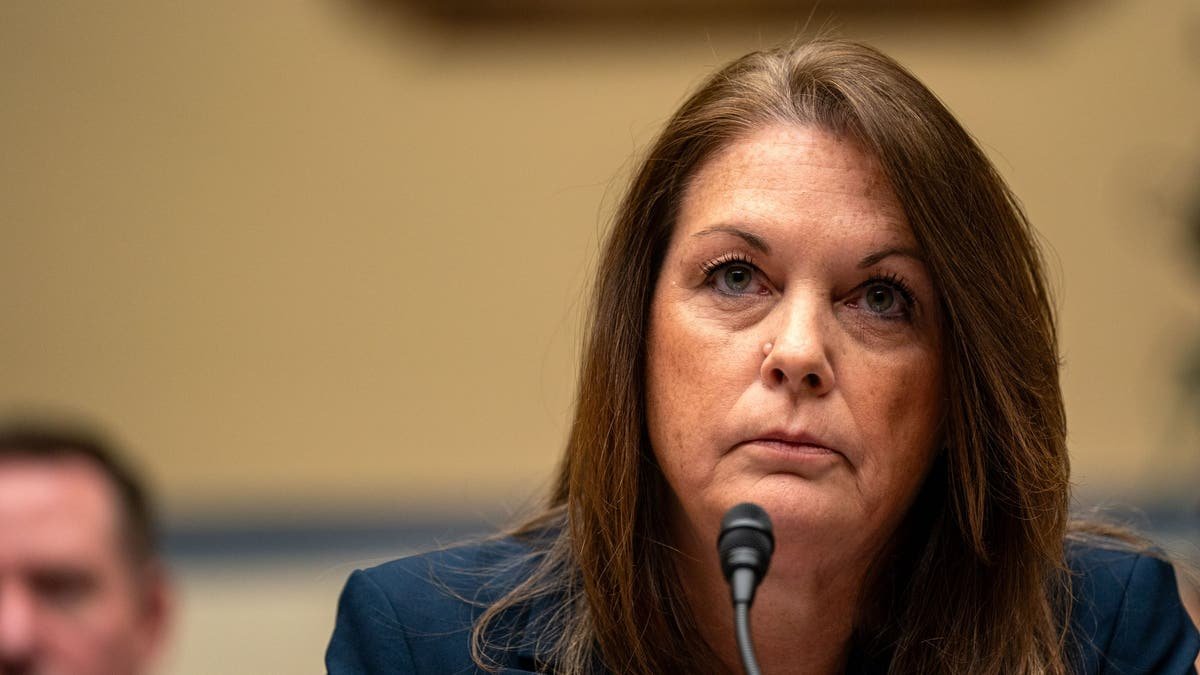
[646,125,943,673]
[0,458,170,675]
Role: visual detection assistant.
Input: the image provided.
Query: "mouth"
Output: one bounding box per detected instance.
[741,430,841,458]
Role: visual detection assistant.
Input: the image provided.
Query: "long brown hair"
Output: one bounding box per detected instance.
[472,39,1071,674]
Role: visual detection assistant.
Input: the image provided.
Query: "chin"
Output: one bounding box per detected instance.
[714,477,873,549]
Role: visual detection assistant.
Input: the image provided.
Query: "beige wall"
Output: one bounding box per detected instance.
[2,0,1197,524]
[4,2,1198,673]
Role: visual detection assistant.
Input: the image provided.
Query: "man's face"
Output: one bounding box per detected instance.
[0,457,169,675]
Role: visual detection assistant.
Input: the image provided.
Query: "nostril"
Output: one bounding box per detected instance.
[803,373,822,389]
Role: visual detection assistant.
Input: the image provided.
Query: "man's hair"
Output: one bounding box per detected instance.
[0,423,159,563]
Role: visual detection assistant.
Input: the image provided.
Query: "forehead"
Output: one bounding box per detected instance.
[0,457,123,564]
[679,124,911,245]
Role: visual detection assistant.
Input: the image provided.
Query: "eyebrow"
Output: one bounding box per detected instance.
[691,226,771,254]
[858,246,925,268]
[693,226,924,267]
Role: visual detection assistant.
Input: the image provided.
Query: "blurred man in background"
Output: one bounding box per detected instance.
[0,425,171,675]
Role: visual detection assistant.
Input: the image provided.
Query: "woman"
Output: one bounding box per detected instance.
[327,40,1200,674]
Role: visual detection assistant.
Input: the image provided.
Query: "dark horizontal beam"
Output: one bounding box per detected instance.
[352,0,1060,25]
[161,501,1197,562]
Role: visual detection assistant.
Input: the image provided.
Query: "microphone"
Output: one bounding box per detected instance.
[718,503,774,675]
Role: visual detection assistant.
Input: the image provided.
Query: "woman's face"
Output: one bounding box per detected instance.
[646,124,943,565]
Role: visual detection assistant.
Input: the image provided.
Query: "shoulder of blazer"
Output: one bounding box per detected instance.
[1067,542,1200,675]
[327,537,547,674]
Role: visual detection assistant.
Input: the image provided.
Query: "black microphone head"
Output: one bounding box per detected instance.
[717,502,774,581]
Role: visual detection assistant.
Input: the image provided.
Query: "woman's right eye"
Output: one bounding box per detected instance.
[708,262,764,296]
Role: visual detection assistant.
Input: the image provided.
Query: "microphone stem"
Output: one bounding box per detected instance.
[734,600,763,675]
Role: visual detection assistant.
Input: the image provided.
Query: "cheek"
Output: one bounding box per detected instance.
[51,584,144,670]
[646,303,698,474]
[646,299,756,477]
[845,347,943,503]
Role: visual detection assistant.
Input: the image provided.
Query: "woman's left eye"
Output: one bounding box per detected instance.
[865,284,897,313]
[850,277,914,320]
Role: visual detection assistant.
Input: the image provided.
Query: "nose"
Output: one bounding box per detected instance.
[0,581,36,666]
[760,293,836,397]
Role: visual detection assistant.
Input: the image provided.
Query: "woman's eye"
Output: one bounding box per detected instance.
[722,265,753,292]
[709,263,761,295]
[853,280,912,319]
[864,284,896,313]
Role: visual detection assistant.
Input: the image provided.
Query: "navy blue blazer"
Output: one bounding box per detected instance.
[326,538,1199,674]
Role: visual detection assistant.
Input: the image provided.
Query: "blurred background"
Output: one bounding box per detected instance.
[1,0,1197,671]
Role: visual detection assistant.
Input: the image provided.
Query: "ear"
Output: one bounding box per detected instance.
[134,559,174,668]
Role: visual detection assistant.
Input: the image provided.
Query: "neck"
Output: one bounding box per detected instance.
[675,525,873,675]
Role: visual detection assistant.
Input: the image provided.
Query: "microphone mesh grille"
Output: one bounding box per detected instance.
[719,526,772,556]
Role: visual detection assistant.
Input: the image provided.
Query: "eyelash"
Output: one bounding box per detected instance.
[699,253,768,298]
[698,252,757,278]
[699,255,918,319]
